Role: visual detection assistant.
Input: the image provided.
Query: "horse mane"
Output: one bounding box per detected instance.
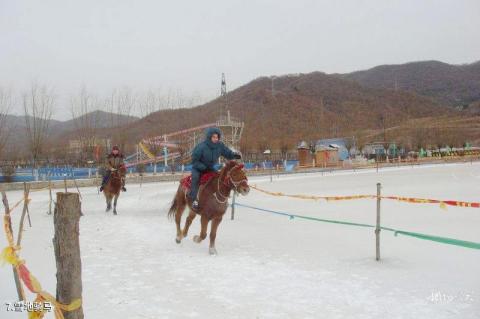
[203,161,237,189]
[220,161,237,178]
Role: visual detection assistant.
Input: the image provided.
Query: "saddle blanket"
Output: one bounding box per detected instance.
[180,171,218,191]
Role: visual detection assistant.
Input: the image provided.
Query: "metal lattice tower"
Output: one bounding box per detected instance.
[217,72,243,151]
[221,73,228,116]
[125,74,244,166]
[221,73,227,96]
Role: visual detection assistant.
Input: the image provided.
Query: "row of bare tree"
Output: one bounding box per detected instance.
[0,84,54,169]
[0,84,211,167]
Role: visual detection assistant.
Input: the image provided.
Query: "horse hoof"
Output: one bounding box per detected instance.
[193,235,201,243]
[175,237,181,244]
[209,247,217,255]
[113,211,117,215]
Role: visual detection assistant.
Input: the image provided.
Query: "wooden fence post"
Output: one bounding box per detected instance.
[231,191,236,220]
[23,182,32,227]
[53,192,84,319]
[17,184,31,246]
[375,183,381,261]
[73,178,82,201]
[1,191,25,301]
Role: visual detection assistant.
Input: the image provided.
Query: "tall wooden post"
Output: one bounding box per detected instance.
[53,192,84,319]
[48,180,53,215]
[375,183,381,261]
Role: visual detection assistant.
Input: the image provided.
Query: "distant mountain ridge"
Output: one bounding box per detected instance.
[340,60,480,107]
[5,110,138,133]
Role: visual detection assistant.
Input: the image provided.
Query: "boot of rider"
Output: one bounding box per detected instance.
[189,169,201,210]
[100,175,107,192]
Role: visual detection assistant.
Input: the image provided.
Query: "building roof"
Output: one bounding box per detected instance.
[297,141,310,149]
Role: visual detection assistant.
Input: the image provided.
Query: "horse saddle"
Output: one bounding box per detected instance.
[180,171,218,191]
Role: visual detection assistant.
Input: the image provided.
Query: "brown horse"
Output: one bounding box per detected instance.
[103,166,126,215]
[168,160,250,255]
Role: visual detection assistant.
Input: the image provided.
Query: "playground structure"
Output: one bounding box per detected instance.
[124,111,244,170]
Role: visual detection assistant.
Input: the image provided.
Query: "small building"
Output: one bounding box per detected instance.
[363,142,386,160]
[315,144,339,167]
[297,141,314,167]
[315,138,350,160]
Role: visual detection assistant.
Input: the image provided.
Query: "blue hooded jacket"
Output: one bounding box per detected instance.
[191,127,236,171]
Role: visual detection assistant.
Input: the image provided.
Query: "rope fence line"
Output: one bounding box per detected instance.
[233,202,480,250]
[249,185,480,209]
[1,191,82,319]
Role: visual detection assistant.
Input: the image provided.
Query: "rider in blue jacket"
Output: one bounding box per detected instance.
[189,127,241,210]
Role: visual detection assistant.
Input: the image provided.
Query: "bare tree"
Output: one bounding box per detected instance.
[22,83,54,170]
[278,139,290,161]
[70,86,100,162]
[105,87,136,151]
[136,89,160,118]
[0,87,12,157]
[344,137,355,158]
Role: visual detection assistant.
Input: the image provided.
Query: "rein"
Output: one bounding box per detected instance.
[214,166,247,204]
[110,170,122,181]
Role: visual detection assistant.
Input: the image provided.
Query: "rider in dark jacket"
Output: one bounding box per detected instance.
[189,127,241,210]
[100,145,127,192]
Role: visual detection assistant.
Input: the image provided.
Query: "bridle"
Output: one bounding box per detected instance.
[109,167,125,182]
[214,164,248,204]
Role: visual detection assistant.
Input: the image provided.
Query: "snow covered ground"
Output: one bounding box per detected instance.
[1,162,479,318]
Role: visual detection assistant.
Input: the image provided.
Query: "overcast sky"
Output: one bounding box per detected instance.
[1,0,479,119]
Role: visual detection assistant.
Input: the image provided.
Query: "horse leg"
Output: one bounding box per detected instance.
[175,204,186,244]
[193,215,209,243]
[113,193,119,215]
[182,210,196,239]
[208,217,223,255]
[105,194,112,212]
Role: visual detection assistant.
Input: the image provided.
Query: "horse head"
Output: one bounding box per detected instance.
[224,160,249,195]
[107,166,125,192]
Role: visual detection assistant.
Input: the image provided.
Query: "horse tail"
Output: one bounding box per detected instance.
[168,198,177,219]
[168,186,183,220]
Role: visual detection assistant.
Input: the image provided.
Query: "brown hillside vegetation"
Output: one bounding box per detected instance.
[125,72,455,151]
[359,115,480,149]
